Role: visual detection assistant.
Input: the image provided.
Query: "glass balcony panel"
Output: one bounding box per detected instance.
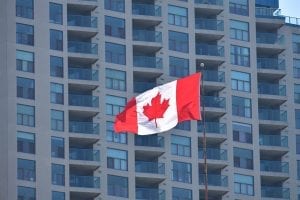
[136,188,165,200]
[256,32,284,44]
[68,67,99,81]
[132,3,161,16]
[69,121,99,135]
[133,56,162,69]
[258,109,287,122]
[257,58,285,70]
[135,161,165,174]
[69,94,99,108]
[198,148,227,160]
[259,135,288,147]
[196,44,224,57]
[260,160,289,173]
[202,96,226,108]
[199,174,228,187]
[258,83,286,96]
[69,148,100,161]
[67,15,97,28]
[194,0,223,6]
[195,18,224,31]
[70,175,100,188]
[133,30,162,43]
[135,135,164,147]
[261,186,290,199]
[198,122,226,134]
[255,7,283,19]
[68,41,98,55]
[203,70,225,82]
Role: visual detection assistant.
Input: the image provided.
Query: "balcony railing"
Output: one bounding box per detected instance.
[136,188,165,200]
[259,134,288,147]
[135,135,164,147]
[261,186,290,199]
[133,56,162,69]
[70,175,100,188]
[69,94,99,108]
[199,174,228,187]
[257,58,285,70]
[203,70,225,82]
[133,30,162,43]
[69,121,99,135]
[202,96,226,108]
[196,43,224,57]
[260,160,289,173]
[135,161,165,174]
[132,3,161,17]
[256,32,284,45]
[198,148,227,160]
[195,18,224,31]
[255,7,283,19]
[194,0,223,6]
[67,15,97,28]
[68,67,99,81]
[68,41,98,55]
[198,122,226,135]
[258,109,287,122]
[69,148,100,161]
[258,83,286,96]
[134,81,156,93]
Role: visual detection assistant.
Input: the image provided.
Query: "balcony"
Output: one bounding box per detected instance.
[134,81,156,93]
[202,70,225,92]
[199,174,228,187]
[68,41,98,55]
[135,161,165,175]
[261,186,290,199]
[258,83,286,96]
[195,0,223,6]
[255,7,282,19]
[69,121,99,135]
[259,109,287,122]
[69,94,99,108]
[260,160,289,173]
[255,7,285,29]
[198,122,227,143]
[194,0,224,15]
[199,148,227,161]
[202,96,225,109]
[67,15,97,28]
[196,44,224,57]
[132,3,161,17]
[69,148,100,161]
[257,33,284,45]
[135,135,164,157]
[257,58,285,70]
[136,188,165,200]
[260,135,288,147]
[195,18,224,31]
[133,30,162,43]
[68,67,98,81]
[133,55,162,70]
[70,175,100,188]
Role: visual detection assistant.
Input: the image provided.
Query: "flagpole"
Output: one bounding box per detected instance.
[200,63,209,200]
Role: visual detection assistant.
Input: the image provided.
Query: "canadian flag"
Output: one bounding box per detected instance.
[114,73,201,135]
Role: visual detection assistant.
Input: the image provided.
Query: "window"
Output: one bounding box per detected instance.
[293,34,300,54]
[105,16,125,39]
[17,159,35,181]
[231,45,250,67]
[297,135,300,154]
[16,50,34,73]
[105,42,126,65]
[234,147,253,169]
[52,191,65,200]
[230,20,249,41]
[50,29,63,51]
[296,110,300,129]
[169,31,189,53]
[169,56,189,77]
[105,0,125,13]
[50,56,63,78]
[231,71,251,92]
[49,3,62,24]
[17,104,35,127]
[106,95,126,116]
[16,0,33,19]
[106,68,126,91]
[17,131,35,154]
[295,59,300,78]
[172,187,192,200]
[18,186,35,200]
[51,110,64,131]
[233,122,252,144]
[232,96,252,118]
[168,5,188,27]
[172,161,192,183]
[16,23,34,46]
[17,77,35,99]
[171,135,191,157]
[50,83,64,104]
[106,121,127,144]
[107,175,128,198]
[107,148,128,171]
[52,164,65,186]
[175,121,191,131]
[51,137,64,158]
[230,0,249,16]
[295,84,300,103]
[234,174,254,196]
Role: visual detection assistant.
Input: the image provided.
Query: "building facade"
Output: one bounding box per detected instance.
[1,0,300,199]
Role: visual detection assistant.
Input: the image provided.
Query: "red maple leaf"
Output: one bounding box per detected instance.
[143,92,170,128]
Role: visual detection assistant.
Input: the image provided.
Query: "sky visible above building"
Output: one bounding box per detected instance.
[280,0,300,17]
